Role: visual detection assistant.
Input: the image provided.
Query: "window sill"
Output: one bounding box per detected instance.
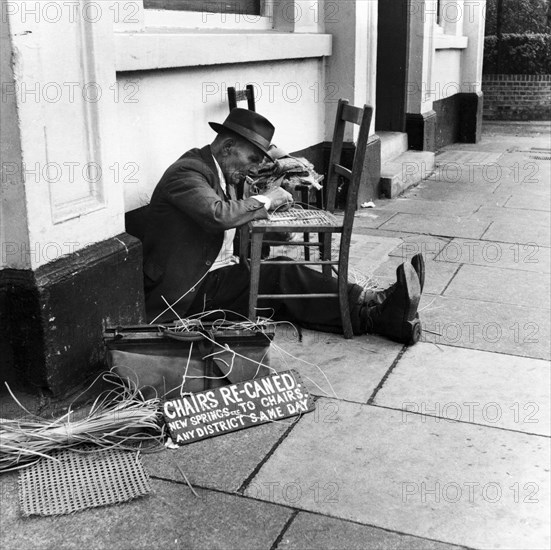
[114,30,332,72]
[144,9,273,30]
[434,34,468,50]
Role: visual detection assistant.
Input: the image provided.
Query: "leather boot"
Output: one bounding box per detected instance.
[411,253,425,293]
[361,261,422,345]
[362,253,425,307]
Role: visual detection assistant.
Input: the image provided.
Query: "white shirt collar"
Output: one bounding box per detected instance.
[211,154,227,192]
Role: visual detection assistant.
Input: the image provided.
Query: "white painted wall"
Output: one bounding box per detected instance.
[324,0,377,141]
[0,14,30,270]
[461,0,486,92]
[407,0,437,114]
[407,0,486,112]
[117,58,327,211]
[433,49,463,101]
[3,1,125,270]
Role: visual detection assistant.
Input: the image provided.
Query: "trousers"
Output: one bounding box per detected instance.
[187,258,365,335]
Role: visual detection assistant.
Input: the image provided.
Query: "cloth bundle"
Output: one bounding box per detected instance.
[245,145,324,197]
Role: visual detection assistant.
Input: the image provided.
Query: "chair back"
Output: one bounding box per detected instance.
[325,99,373,218]
[324,99,373,270]
[227,85,256,112]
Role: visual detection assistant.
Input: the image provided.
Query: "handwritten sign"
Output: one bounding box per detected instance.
[163,370,314,445]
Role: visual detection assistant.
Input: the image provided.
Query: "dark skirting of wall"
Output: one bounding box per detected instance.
[0,273,16,387]
[1,233,145,396]
[432,94,461,149]
[406,110,437,152]
[430,92,483,149]
[458,91,483,144]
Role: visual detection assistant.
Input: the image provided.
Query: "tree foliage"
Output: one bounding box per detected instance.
[485,0,550,34]
[483,33,551,73]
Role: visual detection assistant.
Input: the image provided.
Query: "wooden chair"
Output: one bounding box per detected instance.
[240,99,373,339]
[227,85,256,111]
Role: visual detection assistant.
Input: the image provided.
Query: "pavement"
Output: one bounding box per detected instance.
[1,122,550,549]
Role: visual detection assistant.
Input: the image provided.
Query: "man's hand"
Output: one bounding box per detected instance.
[264,187,294,212]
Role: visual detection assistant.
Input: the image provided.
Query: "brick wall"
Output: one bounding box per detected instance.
[482,75,551,120]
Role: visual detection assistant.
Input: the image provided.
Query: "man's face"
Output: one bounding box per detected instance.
[222,140,264,186]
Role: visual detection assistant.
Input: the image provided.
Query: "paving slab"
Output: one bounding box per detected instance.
[374,342,551,436]
[277,511,464,550]
[439,134,551,152]
[474,206,551,228]
[495,169,550,189]
[489,157,550,188]
[427,163,523,191]
[352,209,398,229]
[373,256,459,296]
[0,474,292,550]
[429,159,549,191]
[402,181,508,207]
[378,212,490,240]
[246,400,550,550]
[435,238,551,273]
[434,150,503,165]
[385,233,451,260]
[443,264,551,309]
[427,163,506,189]
[482,218,550,247]
[504,183,551,197]
[347,234,403,279]
[353,227,452,252]
[418,294,550,360]
[492,149,551,165]
[269,327,400,403]
[504,192,551,212]
[375,197,478,218]
[143,419,290,492]
[495,178,551,197]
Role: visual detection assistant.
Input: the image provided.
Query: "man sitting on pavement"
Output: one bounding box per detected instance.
[142,108,424,344]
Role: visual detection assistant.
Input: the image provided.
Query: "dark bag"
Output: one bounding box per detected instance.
[104,323,274,400]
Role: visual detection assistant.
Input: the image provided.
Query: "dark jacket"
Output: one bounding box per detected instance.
[142,145,269,322]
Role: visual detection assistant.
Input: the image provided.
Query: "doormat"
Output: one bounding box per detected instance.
[19,447,151,516]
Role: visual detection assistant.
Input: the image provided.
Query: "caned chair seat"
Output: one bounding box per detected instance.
[251,208,340,228]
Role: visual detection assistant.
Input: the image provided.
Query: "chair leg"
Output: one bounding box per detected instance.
[248,232,264,321]
[338,256,353,339]
[304,232,310,261]
[239,225,250,259]
[321,234,332,278]
[301,187,310,261]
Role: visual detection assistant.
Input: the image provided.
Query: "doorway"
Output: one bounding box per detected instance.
[376,0,410,132]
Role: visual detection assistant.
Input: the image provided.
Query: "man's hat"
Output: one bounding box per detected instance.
[209,108,275,156]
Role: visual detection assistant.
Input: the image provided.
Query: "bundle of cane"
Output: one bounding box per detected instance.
[0,373,165,473]
[246,146,324,196]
